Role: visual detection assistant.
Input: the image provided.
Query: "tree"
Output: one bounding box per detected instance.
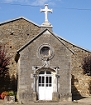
[82,55,91,76]
[0,45,10,92]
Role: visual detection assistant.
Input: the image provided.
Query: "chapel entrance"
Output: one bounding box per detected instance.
[38,70,53,100]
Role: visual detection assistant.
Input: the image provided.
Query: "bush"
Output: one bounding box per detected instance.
[8,91,15,96]
[0,90,15,99]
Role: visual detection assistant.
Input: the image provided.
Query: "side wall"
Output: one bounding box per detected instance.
[60,38,91,97]
[0,18,40,76]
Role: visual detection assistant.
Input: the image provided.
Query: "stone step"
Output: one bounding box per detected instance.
[2,102,91,105]
[3,102,70,105]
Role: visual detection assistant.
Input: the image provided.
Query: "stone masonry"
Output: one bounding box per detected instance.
[17,29,72,103]
[0,17,40,76]
[60,38,91,97]
[0,17,91,99]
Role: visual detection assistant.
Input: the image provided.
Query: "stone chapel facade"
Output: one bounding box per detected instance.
[16,28,72,103]
[0,4,91,103]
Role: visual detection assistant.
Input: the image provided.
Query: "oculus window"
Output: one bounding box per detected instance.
[38,44,54,61]
[40,46,50,57]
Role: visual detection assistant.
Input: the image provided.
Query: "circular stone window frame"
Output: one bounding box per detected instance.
[38,44,54,61]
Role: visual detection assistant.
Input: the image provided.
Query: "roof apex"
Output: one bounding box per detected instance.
[0,16,40,27]
[17,28,74,54]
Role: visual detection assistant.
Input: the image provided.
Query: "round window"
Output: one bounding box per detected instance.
[40,46,50,57]
[38,44,54,61]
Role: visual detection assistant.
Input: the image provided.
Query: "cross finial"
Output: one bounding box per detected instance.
[40,4,52,23]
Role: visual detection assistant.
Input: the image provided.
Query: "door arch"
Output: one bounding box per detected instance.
[38,70,53,100]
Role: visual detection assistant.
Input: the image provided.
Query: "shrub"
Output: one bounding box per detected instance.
[8,91,15,96]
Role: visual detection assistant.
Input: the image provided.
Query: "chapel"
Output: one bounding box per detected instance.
[0,4,91,103]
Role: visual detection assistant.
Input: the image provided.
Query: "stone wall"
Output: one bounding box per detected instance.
[60,38,91,97]
[17,31,72,102]
[0,17,91,98]
[0,17,40,76]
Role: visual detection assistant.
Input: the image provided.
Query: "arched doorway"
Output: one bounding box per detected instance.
[38,70,53,100]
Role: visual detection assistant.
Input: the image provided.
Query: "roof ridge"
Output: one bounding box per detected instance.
[17,28,74,54]
[0,16,40,27]
[55,33,91,53]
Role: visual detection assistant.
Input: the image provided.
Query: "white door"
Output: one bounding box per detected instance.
[38,71,52,100]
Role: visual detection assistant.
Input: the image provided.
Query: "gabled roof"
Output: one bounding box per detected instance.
[17,28,74,54]
[56,34,91,53]
[0,17,40,27]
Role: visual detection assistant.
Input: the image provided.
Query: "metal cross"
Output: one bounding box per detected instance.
[40,4,52,22]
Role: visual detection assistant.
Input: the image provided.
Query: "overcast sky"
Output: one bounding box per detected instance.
[0,0,91,51]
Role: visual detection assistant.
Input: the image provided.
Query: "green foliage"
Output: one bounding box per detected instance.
[1,90,15,99]
[8,91,15,96]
